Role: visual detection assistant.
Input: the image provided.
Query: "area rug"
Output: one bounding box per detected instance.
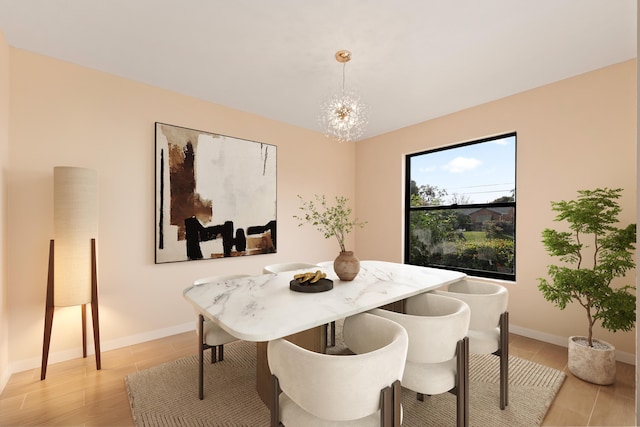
[125,340,565,427]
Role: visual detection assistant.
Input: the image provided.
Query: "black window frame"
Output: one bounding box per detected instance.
[404,132,517,281]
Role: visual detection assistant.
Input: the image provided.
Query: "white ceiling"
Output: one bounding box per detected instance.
[0,0,636,140]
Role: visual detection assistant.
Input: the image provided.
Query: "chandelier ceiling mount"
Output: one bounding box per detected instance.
[319,49,368,143]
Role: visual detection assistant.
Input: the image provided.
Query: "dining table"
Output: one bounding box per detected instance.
[183,259,467,407]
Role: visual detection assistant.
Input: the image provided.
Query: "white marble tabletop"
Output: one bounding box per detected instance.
[183,260,466,342]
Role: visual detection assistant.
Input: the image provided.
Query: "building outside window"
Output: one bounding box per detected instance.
[405,133,516,280]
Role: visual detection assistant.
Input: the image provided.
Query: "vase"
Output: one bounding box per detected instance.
[333,251,360,281]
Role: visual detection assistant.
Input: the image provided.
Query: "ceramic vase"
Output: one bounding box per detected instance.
[333,251,360,281]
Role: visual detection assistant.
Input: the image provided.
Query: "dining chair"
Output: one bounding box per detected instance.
[262,262,319,274]
[193,274,249,400]
[263,262,337,347]
[432,279,509,409]
[268,312,408,427]
[370,292,470,427]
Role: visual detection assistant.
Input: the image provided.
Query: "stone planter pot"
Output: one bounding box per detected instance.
[567,336,616,385]
[333,251,360,281]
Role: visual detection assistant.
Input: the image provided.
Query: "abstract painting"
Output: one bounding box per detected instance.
[155,122,277,263]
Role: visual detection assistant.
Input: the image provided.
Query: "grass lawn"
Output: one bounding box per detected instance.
[462,231,486,241]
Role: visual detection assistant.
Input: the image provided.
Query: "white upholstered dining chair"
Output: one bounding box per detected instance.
[433,279,509,409]
[316,260,333,268]
[268,312,408,427]
[370,292,470,427]
[192,274,249,400]
[262,262,318,274]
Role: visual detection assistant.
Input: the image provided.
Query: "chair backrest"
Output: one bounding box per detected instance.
[193,274,249,286]
[262,262,317,274]
[268,312,408,422]
[316,261,333,268]
[435,279,508,330]
[370,292,470,364]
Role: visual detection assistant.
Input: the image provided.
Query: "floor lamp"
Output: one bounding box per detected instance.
[41,166,100,380]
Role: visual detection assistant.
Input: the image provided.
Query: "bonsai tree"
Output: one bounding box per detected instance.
[538,188,636,347]
[294,194,366,253]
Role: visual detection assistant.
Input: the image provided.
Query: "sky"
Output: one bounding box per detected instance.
[410,134,516,204]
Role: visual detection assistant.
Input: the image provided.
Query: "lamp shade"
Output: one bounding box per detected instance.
[53,167,98,307]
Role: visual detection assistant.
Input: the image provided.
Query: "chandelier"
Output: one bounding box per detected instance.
[319,50,368,143]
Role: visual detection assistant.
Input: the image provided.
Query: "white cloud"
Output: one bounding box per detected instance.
[491,139,511,146]
[419,165,438,173]
[442,157,482,173]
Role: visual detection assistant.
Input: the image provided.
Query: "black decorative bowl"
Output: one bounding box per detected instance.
[289,278,333,293]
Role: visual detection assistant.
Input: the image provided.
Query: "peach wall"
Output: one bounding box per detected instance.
[355,60,637,357]
[0,30,10,389]
[6,48,355,370]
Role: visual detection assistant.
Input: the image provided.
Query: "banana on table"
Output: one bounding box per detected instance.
[293,270,327,284]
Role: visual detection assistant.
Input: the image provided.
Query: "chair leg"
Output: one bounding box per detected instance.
[392,380,402,427]
[463,336,469,427]
[380,385,392,427]
[218,344,224,362]
[330,321,336,347]
[198,314,205,400]
[270,375,281,427]
[325,321,336,348]
[499,311,509,409]
[456,336,469,427]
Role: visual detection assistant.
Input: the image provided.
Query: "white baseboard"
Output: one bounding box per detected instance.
[510,324,636,365]
[8,321,194,375]
[5,320,634,384]
[0,367,10,395]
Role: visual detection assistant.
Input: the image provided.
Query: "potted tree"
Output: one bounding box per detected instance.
[294,194,367,281]
[538,188,636,384]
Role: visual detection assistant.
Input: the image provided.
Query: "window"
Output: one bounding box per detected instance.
[405,133,516,280]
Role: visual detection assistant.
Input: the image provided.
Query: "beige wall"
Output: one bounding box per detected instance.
[6,48,355,370]
[0,30,10,389]
[355,60,637,357]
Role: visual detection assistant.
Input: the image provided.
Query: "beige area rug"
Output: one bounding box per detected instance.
[125,339,566,427]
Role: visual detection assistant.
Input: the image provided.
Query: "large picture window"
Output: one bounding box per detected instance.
[405,133,516,280]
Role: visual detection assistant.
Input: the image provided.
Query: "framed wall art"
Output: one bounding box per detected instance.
[155,122,277,263]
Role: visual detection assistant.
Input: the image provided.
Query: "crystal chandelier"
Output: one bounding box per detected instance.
[319,50,368,143]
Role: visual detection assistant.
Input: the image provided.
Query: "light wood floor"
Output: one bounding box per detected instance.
[0,331,635,426]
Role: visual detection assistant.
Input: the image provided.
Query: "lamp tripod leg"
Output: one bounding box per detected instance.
[41,305,54,380]
[41,240,55,381]
[91,300,101,370]
[91,238,101,370]
[82,304,87,358]
[41,238,101,379]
